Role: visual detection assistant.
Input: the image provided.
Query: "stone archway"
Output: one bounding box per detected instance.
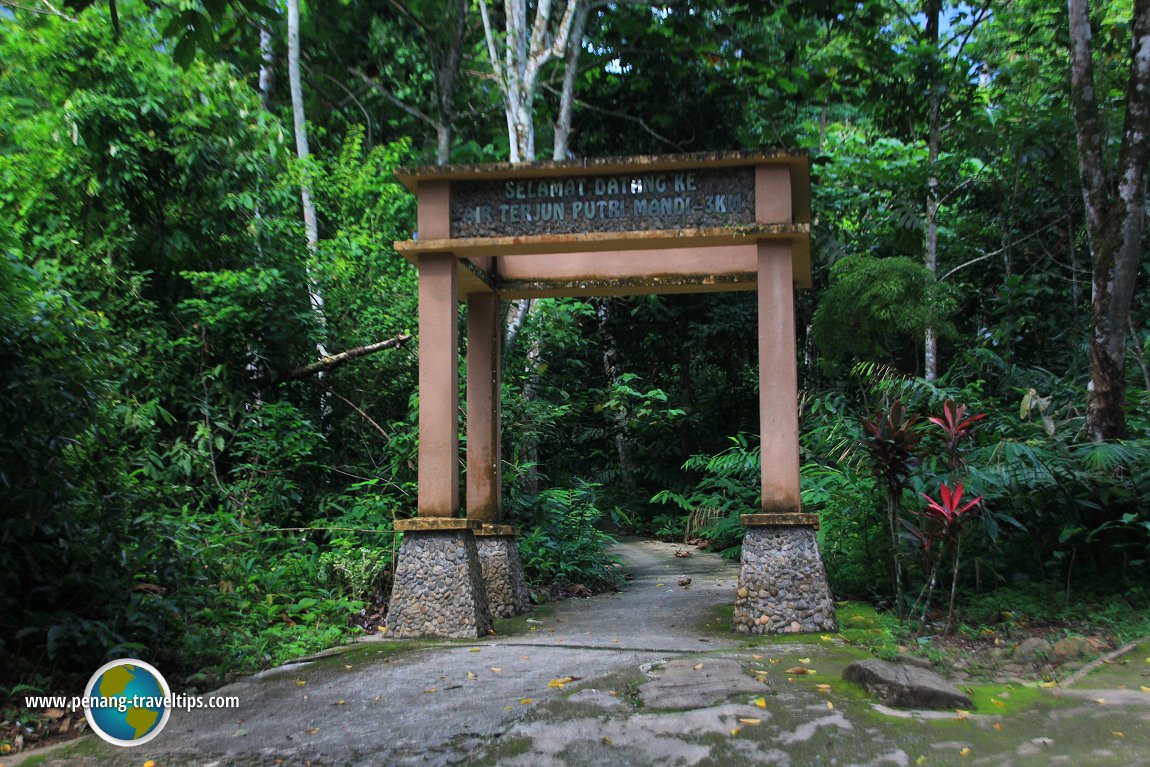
[383,152,836,639]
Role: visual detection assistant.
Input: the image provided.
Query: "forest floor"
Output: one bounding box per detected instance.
[10,538,1150,767]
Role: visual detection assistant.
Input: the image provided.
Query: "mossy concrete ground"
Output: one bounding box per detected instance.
[9,540,1150,767]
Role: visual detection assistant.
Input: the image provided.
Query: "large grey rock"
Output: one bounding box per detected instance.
[842,659,973,710]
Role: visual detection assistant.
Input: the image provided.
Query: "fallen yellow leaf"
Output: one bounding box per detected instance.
[826,701,834,710]
[693,663,704,671]
[1095,698,1106,705]
[799,658,811,664]
[752,654,763,660]
[738,718,761,725]
[1112,731,1125,737]
[423,688,437,694]
[992,722,1002,730]
[470,648,481,653]
[915,757,928,766]
[602,736,613,746]
[769,658,781,664]
[343,664,353,670]
[816,684,832,692]
[490,667,502,673]
[954,709,971,719]
[1140,686,1150,693]
[306,727,320,735]
[144,761,156,767]
[295,679,306,686]
[991,699,1005,707]
[548,677,573,688]
[729,727,741,736]
[332,700,345,706]
[754,697,767,708]
[519,698,534,705]
[467,671,477,680]
[656,583,665,587]
[820,634,834,641]
[959,746,971,756]
[785,667,812,675]
[1039,681,1057,688]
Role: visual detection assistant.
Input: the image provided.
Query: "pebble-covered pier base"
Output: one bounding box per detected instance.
[475,526,532,618]
[732,515,837,634]
[385,520,493,639]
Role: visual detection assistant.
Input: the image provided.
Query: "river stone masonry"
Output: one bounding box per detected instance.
[385,523,493,639]
[475,529,532,618]
[733,519,837,634]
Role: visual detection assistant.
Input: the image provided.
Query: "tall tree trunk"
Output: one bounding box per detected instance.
[923,0,941,381]
[1068,0,1150,441]
[288,0,330,373]
[259,20,275,112]
[553,2,590,160]
[433,0,467,164]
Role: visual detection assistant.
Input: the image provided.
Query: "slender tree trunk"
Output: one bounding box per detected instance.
[553,3,590,160]
[287,0,331,427]
[504,297,532,349]
[946,536,961,634]
[433,0,467,164]
[288,0,319,254]
[887,487,905,621]
[259,21,275,112]
[923,0,941,382]
[1068,0,1150,441]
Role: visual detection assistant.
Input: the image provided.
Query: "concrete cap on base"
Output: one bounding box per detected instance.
[474,524,520,537]
[394,517,482,532]
[741,513,820,529]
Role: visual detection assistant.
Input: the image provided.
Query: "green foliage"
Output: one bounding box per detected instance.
[0,7,417,692]
[510,483,620,592]
[813,255,956,371]
[651,435,760,558]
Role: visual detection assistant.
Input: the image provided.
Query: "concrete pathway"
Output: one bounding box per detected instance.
[18,539,1150,767]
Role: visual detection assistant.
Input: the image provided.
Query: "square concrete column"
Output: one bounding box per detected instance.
[733,235,835,634]
[466,291,501,524]
[417,252,460,517]
[756,240,801,515]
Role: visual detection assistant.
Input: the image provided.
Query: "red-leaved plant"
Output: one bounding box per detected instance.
[861,400,921,620]
[928,400,986,472]
[919,481,983,633]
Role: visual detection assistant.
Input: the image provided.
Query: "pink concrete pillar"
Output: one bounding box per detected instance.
[417,253,460,517]
[466,291,502,523]
[757,240,802,514]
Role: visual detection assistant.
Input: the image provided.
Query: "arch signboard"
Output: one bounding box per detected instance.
[384,151,836,639]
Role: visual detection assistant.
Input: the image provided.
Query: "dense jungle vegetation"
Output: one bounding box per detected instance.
[2,0,1149,703]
